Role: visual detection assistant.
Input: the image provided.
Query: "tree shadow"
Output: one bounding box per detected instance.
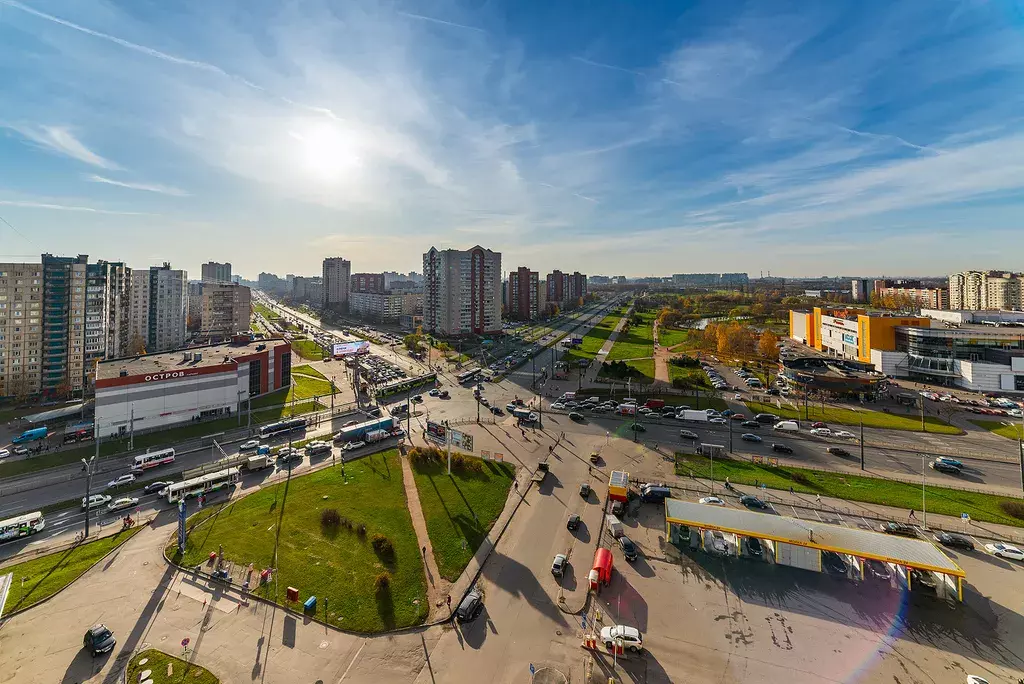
[376,588,396,630]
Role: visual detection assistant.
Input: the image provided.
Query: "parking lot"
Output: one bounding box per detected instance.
[581,482,1024,683]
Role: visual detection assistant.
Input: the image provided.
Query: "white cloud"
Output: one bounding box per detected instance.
[85,174,189,196]
[0,198,148,214]
[2,123,119,169]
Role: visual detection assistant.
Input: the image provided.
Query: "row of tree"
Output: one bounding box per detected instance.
[689,322,781,360]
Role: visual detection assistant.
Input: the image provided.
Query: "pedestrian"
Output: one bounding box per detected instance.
[816,494,821,504]
[908,509,916,520]
[422,545,426,556]
[789,486,794,494]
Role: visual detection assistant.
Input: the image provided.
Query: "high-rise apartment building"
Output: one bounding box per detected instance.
[129,263,187,353]
[199,283,251,339]
[508,267,539,320]
[41,254,88,397]
[350,273,386,294]
[546,270,566,307]
[0,262,43,398]
[322,257,351,310]
[567,272,588,306]
[875,285,949,310]
[84,261,132,386]
[851,279,869,302]
[949,271,1024,310]
[423,246,501,336]
[201,261,232,283]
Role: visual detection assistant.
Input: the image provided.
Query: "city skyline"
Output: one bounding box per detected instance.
[2,1,1024,276]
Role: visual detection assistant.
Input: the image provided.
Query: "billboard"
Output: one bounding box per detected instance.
[450,430,473,452]
[571,337,583,346]
[426,420,447,444]
[333,340,370,357]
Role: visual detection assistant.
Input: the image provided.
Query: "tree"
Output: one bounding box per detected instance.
[758,330,780,360]
[128,333,147,356]
[403,333,423,352]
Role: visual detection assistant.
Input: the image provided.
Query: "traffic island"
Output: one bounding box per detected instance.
[165,449,429,633]
[126,648,219,684]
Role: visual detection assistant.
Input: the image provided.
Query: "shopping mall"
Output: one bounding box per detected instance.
[789,307,1024,393]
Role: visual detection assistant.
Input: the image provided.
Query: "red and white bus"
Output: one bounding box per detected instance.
[130,448,176,472]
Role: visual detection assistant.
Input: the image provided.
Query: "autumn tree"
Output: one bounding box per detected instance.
[758,330,780,360]
[128,332,147,356]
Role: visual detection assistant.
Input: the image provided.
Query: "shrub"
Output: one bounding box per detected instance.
[374,572,391,593]
[1000,500,1024,521]
[371,534,394,559]
[357,523,367,538]
[320,508,340,529]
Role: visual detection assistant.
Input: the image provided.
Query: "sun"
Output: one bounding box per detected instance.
[293,122,363,183]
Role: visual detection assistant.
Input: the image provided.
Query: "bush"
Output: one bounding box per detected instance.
[1000,500,1024,521]
[371,534,394,559]
[374,572,391,593]
[320,508,340,529]
[357,523,367,538]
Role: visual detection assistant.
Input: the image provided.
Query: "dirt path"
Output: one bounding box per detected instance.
[398,450,449,620]
[652,319,671,387]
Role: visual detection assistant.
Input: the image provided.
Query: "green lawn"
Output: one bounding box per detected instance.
[969,419,1023,441]
[411,458,515,582]
[290,338,324,360]
[675,453,1024,527]
[169,450,427,632]
[252,302,276,319]
[606,312,657,361]
[744,400,961,434]
[0,402,322,479]
[563,313,623,363]
[127,649,219,684]
[626,358,656,380]
[292,364,328,381]
[0,527,141,614]
[657,327,689,349]
[668,363,711,389]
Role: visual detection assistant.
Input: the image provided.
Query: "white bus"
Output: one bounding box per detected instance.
[0,511,45,543]
[131,448,176,472]
[164,467,240,504]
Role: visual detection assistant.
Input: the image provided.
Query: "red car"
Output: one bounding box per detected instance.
[811,421,827,429]
[731,413,746,421]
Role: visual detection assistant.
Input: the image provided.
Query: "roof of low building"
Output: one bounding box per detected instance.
[97,337,289,380]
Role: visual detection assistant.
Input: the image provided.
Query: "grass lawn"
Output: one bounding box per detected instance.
[626,358,656,380]
[0,527,141,613]
[675,454,1024,527]
[657,327,689,349]
[0,402,322,479]
[606,312,657,361]
[169,450,427,632]
[668,363,711,389]
[127,649,219,684]
[744,400,961,434]
[292,364,328,381]
[290,338,324,360]
[969,419,1023,441]
[411,459,515,582]
[564,313,623,363]
[252,302,276,319]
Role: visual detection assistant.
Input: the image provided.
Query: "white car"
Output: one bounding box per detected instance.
[810,427,832,437]
[107,496,139,512]
[82,494,112,510]
[107,474,137,489]
[733,393,743,400]
[985,543,1024,561]
[833,430,856,439]
[0,448,9,459]
[708,417,727,425]
[239,440,260,451]
[343,440,366,451]
[699,496,725,506]
[550,402,566,410]
[600,624,643,652]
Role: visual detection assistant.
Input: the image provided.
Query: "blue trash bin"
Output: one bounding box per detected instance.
[303,596,317,613]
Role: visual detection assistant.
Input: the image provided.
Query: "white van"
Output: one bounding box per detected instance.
[773,420,799,431]
[560,391,577,401]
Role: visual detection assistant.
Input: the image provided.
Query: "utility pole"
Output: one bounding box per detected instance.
[82,433,98,539]
[1019,411,1024,494]
[921,453,927,529]
[728,417,733,453]
[128,404,135,451]
[920,398,926,432]
[859,417,865,471]
[406,392,411,438]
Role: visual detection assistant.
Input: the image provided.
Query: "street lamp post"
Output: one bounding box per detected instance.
[728,417,733,453]
[82,433,99,539]
[921,454,928,529]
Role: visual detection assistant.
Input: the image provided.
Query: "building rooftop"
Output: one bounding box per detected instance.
[782,356,882,379]
[665,499,964,576]
[97,337,288,380]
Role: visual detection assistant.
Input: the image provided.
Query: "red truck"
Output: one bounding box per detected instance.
[643,399,665,410]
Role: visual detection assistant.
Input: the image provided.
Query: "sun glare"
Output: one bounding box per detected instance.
[293,122,363,183]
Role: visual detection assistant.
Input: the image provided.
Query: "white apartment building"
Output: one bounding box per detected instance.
[949,270,1024,310]
[322,257,351,309]
[199,283,251,339]
[422,246,502,336]
[129,263,187,353]
[84,261,132,386]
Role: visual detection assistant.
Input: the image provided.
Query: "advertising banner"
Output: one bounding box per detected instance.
[177,500,187,554]
[450,430,474,452]
[426,420,447,445]
[332,341,371,357]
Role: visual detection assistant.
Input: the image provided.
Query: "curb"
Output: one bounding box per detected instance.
[0,521,147,623]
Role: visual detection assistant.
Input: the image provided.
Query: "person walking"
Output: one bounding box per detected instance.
[815,494,822,504]
[908,509,916,520]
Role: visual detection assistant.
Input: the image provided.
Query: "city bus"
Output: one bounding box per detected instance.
[258,417,308,439]
[0,511,45,542]
[457,368,482,385]
[63,422,94,444]
[130,448,176,472]
[164,467,240,503]
[12,427,48,444]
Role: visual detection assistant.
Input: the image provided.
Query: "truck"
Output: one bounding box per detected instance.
[617,404,636,416]
[364,429,389,444]
[511,407,532,419]
[246,454,271,470]
[606,514,624,538]
[531,460,549,483]
[12,426,48,444]
[333,416,397,443]
[643,399,665,410]
[679,410,709,422]
[183,452,271,479]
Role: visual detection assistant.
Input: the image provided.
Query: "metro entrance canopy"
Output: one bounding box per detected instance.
[665,498,964,578]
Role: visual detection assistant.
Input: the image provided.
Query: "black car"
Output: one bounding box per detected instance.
[909,569,937,592]
[619,535,638,562]
[83,624,116,656]
[745,537,764,559]
[930,460,962,475]
[631,423,646,432]
[566,513,581,531]
[880,521,918,537]
[934,531,975,551]
[490,406,503,415]
[679,430,699,440]
[821,551,849,576]
[740,421,760,429]
[826,447,851,457]
[455,588,483,622]
[143,481,171,495]
[739,495,769,510]
[771,443,793,454]
[412,395,423,402]
[863,558,892,581]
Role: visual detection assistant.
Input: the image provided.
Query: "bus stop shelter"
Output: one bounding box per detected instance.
[665,498,965,601]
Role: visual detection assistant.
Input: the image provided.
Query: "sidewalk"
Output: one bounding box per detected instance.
[398,448,448,620]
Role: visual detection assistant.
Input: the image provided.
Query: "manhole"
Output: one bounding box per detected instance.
[319,641,329,650]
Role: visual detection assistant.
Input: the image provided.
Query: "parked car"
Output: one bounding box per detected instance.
[985,543,1024,561]
[600,624,643,652]
[863,558,892,581]
[745,537,763,558]
[568,411,584,422]
[566,513,581,531]
[880,521,918,537]
[490,406,503,415]
[739,495,769,510]
[934,532,975,551]
[13,446,29,455]
[618,535,638,562]
[0,448,9,459]
[579,482,591,498]
[822,551,849,576]
[740,433,762,443]
[551,553,568,577]
[83,624,116,657]
[826,447,851,457]
[143,481,171,495]
[910,569,937,592]
[709,530,728,554]
[239,440,260,451]
[455,588,484,622]
[106,474,136,489]
[771,443,794,454]
[811,421,828,429]
[107,496,139,512]
[699,496,725,506]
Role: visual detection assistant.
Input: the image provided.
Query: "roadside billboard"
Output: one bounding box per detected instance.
[332,340,370,357]
[450,430,474,452]
[426,420,447,445]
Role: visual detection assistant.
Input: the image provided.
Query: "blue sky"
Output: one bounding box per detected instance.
[2,0,1024,279]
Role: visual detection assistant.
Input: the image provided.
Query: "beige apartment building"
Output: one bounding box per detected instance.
[949,271,1024,310]
[0,263,43,397]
